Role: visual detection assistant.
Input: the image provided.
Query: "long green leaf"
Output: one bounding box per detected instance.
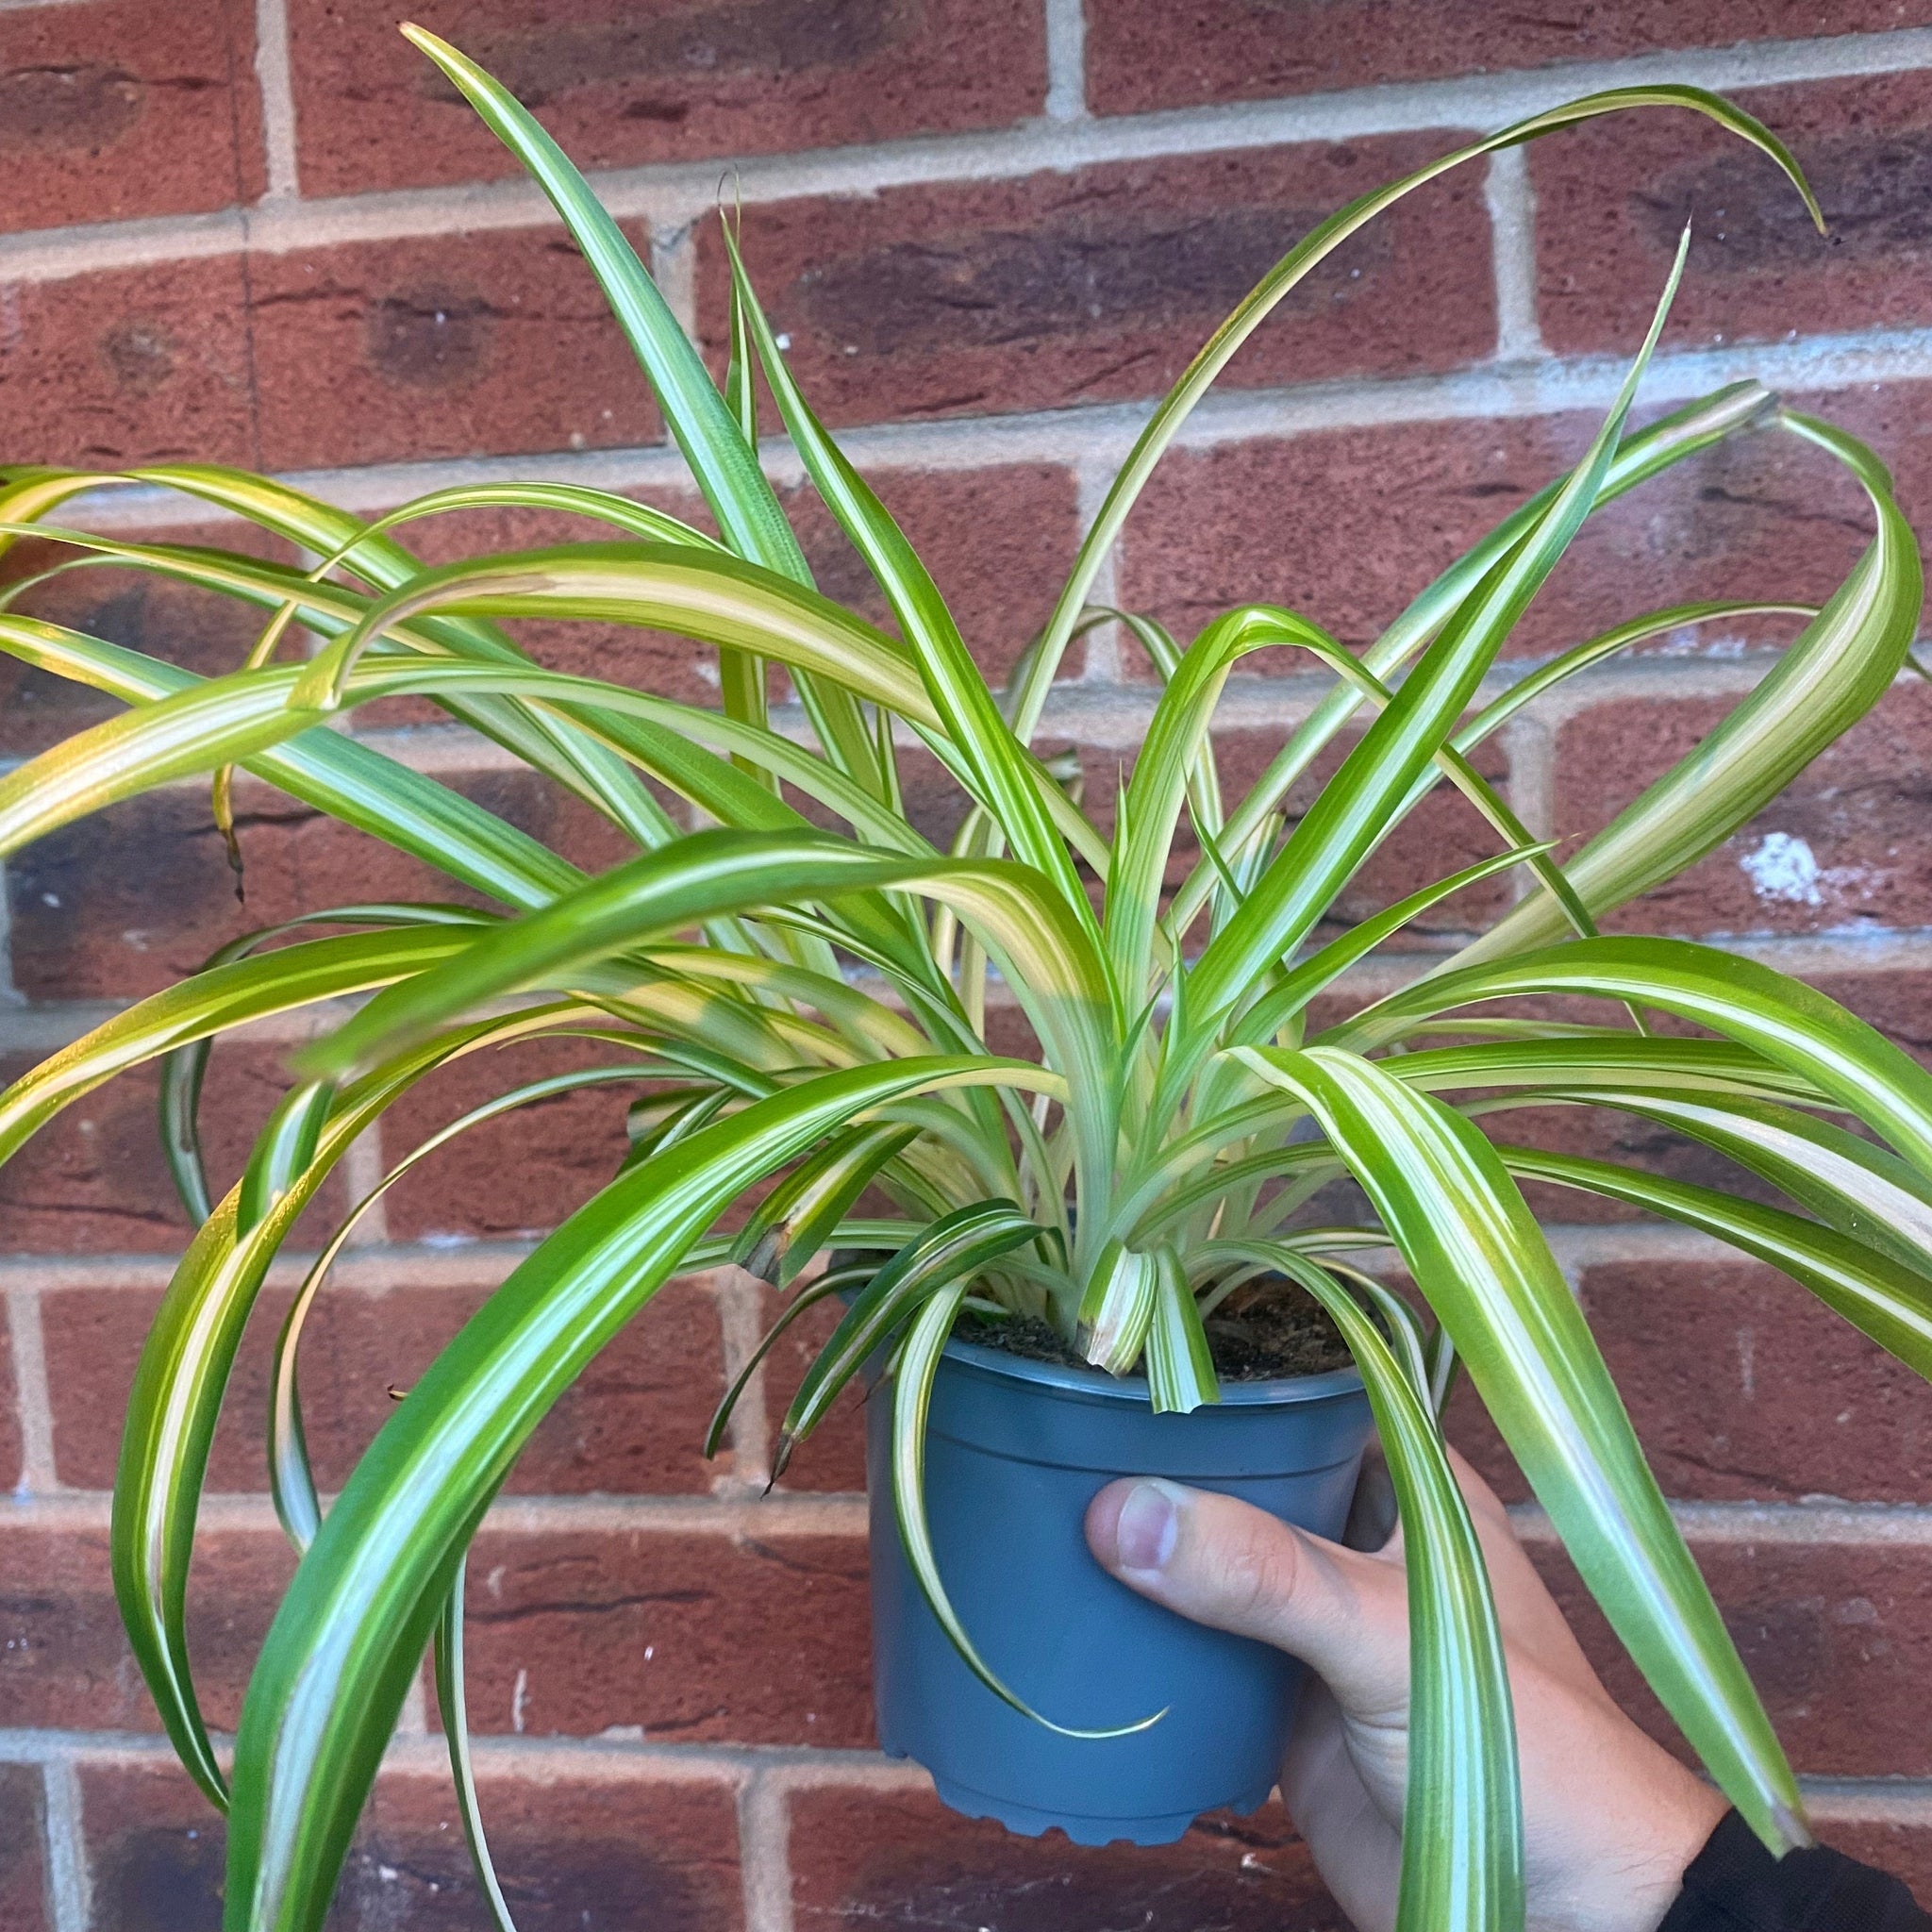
[158,907,496,1224]
[1226,844,1557,1050]
[1516,1089,1932,1278]
[1142,1246,1220,1415]
[722,225,1089,921]
[433,1564,521,1932]
[1211,1239,1523,1932]
[223,1056,1053,1932]
[1458,414,1921,961]
[270,1061,662,1548]
[1235,1043,1806,1850]
[731,1122,923,1285]
[112,1019,524,1808]
[1166,383,1786,940]
[775,1199,1046,1473]
[398,31,794,574]
[888,1274,1159,1739]
[1497,1144,1932,1377]
[1183,226,1691,1054]
[703,1264,870,1461]
[0,614,582,912]
[293,828,1111,1251]
[1074,1241,1159,1374]
[0,565,1108,879]
[399,25,887,795]
[1328,937,1932,1178]
[279,540,1105,876]
[1383,1034,1827,1108]
[0,924,484,1171]
[1014,91,1817,739]
[1107,603,1338,998]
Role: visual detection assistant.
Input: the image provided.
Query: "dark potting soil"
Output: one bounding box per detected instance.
[957,1276,1353,1383]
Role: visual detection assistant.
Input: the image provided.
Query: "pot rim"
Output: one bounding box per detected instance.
[938,1332,1365,1407]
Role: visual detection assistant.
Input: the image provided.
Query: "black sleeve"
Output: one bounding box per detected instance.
[1660,1808,1930,1930]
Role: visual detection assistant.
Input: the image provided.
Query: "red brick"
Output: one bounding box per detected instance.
[287,0,1045,197]
[78,1757,743,1932]
[1122,418,1547,658]
[0,1522,291,1733]
[702,136,1491,426]
[788,1781,1348,1930]
[0,517,302,757]
[0,1765,48,1932]
[1086,0,1932,116]
[1443,1374,1530,1507]
[0,255,255,469]
[1578,1260,1932,1504]
[1537,1534,1932,1776]
[42,1274,730,1496]
[1553,681,1932,939]
[0,1043,348,1256]
[0,0,263,228]
[1535,73,1932,357]
[353,1766,744,1931]
[458,1524,873,1743]
[249,224,661,471]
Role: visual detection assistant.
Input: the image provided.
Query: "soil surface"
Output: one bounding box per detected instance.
[957,1275,1353,1382]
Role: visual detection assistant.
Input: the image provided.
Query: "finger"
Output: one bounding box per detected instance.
[1085,1478,1409,1716]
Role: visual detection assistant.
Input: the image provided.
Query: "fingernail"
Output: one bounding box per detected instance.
[1115,1480,1179,1573]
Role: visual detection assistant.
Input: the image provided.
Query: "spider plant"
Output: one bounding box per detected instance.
[1,26,1927,1932]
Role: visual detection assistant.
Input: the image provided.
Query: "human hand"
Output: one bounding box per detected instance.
[1085,1448,1725,1932]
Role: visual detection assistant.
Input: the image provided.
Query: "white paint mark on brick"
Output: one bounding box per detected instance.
[511,1668,529,1735]
[1742,830,1824,907]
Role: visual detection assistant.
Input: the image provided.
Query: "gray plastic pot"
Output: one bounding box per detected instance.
[864,1331,1373,1847]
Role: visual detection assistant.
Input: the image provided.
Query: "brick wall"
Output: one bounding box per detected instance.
[6,3,1932,1927]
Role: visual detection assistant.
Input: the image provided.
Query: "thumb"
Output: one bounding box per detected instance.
[1086,1477,1408,1710]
